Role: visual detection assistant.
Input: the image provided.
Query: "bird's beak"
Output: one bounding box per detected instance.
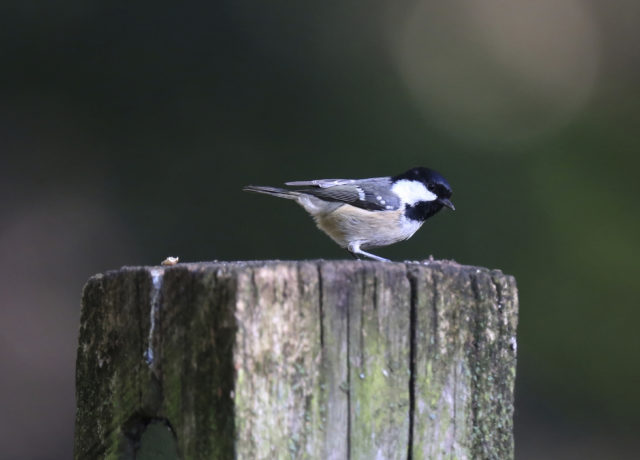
[439,198,455,211]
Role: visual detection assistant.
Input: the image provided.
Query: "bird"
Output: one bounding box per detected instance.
[243,167,454,262]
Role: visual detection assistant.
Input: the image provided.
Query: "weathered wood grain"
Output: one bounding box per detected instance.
[75,260,518,459]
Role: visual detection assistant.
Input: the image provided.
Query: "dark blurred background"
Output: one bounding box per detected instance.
[1,1,639,458]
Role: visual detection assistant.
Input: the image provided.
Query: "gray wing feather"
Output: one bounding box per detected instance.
[285,177,401,211]
[285,176,388,188]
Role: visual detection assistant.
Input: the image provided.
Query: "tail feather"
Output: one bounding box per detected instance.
[243,185,299,200]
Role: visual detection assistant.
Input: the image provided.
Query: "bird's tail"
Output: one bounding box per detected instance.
[243,185,300,200]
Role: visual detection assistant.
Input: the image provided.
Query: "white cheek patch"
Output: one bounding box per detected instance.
[391,179,437,205]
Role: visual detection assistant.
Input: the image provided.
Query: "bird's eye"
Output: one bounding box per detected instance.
[427,183,436,192]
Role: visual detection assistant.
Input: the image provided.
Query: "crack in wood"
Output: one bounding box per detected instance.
[317,263,324,349]
[406,267,418,460]
[469,271,483,456]
[346,268,352,460]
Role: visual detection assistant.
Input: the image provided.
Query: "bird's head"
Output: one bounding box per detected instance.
[392,167,455,221]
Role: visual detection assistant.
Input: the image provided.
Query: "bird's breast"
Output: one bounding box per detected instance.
[314,205,423,249]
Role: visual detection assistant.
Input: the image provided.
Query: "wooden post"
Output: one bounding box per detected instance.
[75,260,518,459]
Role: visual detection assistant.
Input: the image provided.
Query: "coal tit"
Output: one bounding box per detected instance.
[244,167,454,262]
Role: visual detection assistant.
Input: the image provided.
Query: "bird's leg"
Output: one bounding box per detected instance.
[359,250,391,262]
[347,242,390,262]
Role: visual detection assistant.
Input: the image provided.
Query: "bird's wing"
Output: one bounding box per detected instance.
[285,176,387,188]
[286,177,402,211]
